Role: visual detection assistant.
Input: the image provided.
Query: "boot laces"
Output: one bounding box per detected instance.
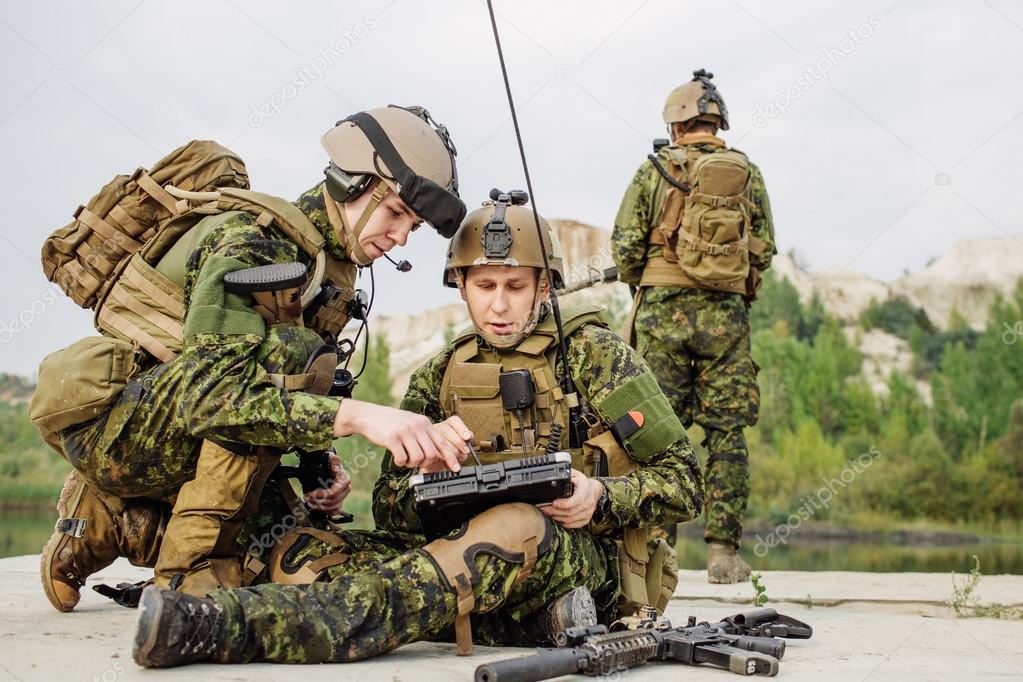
[179,599,223,656]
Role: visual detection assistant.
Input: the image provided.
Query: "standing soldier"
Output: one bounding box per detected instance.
[35,105,470,609]
[611,70,777,584]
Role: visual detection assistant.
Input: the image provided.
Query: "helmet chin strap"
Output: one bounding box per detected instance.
[324,181,389,266]
[457,269,549,350]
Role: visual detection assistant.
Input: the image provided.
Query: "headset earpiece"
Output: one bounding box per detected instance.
[324,163,372,203]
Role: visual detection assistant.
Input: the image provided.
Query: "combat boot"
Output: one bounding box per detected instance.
[154,440,280,595]
[707,541,751,584]
[133,586,231,668]
[41,470,167,612]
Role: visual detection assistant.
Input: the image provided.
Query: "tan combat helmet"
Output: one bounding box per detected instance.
[662,69,729,131]
[444,189,565,347]
[321,105,465,264]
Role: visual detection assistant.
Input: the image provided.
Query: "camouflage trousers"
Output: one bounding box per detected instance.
[210,521,620,662]
[56,325,328,563]
[632,287,758,549]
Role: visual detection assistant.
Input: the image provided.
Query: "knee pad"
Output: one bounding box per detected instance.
[419,503,553,655]
[269,527,352,585]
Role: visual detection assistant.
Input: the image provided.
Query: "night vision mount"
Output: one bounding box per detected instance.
[691,68,729,127]
[481,188,529,258]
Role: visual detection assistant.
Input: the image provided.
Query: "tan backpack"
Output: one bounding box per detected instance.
[40,142,355,363]
[41,140,250,309]
[32,143,356,452]
[642,140,765,295]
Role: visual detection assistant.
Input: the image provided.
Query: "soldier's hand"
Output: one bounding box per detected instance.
[418,416,473,474]
[540,469,604,529]
[305,452,351,515]
[333,399,468,472]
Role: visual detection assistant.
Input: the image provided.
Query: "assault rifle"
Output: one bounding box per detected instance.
[561,264,619,295]
[474,607,813,680]
[276,362,359,526]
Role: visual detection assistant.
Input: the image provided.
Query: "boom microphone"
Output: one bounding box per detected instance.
[384,253,412,272]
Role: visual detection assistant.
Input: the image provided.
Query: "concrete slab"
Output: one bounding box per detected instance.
[3,556,1022,681]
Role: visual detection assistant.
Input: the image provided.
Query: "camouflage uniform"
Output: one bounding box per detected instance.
[58,184,347,559]
[612,138,775,548]
[200,318,704,662]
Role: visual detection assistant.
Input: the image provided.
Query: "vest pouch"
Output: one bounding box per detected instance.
[645,537,679,613]
[617,527,652,616]
[448,363,507,449]
[583,429,637,479]
[29,335,140,453]
[579,430,656,615]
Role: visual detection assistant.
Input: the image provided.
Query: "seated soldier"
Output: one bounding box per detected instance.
[131,191,704,668]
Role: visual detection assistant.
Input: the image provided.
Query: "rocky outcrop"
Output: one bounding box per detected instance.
[772,236,1023,331]
[893,236,1023,331]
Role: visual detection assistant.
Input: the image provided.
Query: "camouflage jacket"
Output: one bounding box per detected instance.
[611,137,777,286]
[372,322,704,533]
[173,183,348,451]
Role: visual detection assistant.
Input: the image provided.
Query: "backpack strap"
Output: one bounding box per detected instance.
[132,169,188,215]
[97,306,176,363]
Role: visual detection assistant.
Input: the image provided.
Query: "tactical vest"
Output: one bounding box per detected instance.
[439,305,678,614]
[94,187,357,363]
[640,134,766,296]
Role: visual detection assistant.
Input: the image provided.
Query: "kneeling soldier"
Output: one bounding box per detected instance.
[131,191,703,667]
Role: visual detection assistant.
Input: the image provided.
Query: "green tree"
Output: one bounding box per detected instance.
[751,272,803,336]
[860,298,935,340]
[931,280,1023,457]
[351,338,394,406]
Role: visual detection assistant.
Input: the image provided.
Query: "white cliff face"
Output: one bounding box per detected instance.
[843,326,931,402]
[892,236,1023,331]
[348,302,469,399]
[771,236,1023,331]
[770,254,897,326]
[368,221,1023,398]
[764,235,1022,397]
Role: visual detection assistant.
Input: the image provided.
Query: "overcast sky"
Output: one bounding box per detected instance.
[1,0,1021,375]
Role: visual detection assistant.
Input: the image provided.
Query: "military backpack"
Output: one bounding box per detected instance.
[32,141,357,451]
[639,134,766,296]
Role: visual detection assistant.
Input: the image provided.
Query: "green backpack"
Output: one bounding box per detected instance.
[646,142,764,296]
[675,149,755,290]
